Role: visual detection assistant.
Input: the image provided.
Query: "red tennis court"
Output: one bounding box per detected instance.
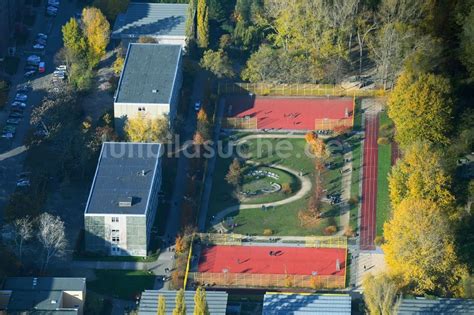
[198,245,346,276]
[225,95,354,130]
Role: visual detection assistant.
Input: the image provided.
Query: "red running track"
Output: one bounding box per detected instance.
[198,245,346,276]
[360,113,379,250]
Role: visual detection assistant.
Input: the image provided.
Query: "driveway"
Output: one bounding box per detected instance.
[0,1,83,222]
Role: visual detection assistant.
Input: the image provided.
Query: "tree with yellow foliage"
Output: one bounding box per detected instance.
[362,272,400,315]
[388,71,453,147]
[389,141,454,213]
[304,131,327,159]
[383,198,468,296]
[124,115,170,143]
[81,7,110,68]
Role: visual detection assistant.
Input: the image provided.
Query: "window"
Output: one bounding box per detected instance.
[112,236,120,243]
[111,217,119,223]
[138,107,146,112]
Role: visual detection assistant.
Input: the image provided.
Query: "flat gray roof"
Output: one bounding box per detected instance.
[3,277,85,292]
[398,297,474,314]
[112,3,187,39]
[263,293,351,315]
[85,142,162,215]
[115,43,181,104]
[138,290,228,315]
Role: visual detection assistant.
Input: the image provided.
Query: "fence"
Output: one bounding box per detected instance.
[191,272,345,289]
[222,117,258,129]
[197,233,244,246]
[304,236,347,249]
[218,82,386,97]
[314,118,354,131]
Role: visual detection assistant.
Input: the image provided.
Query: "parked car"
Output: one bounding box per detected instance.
[36,38,47,45]
[56,65,67,71]
[33,44,45,50]
[37,33,48,40]
[6,118,21,125]
[16,85,28,93]
[38,62,45,73]
[194,101,201,111]
[24,70,36,77]
[46,6,58,16]
[11,101,26,108]
[48,0,60,6]
[9,112,23,118]
[2,132,14,139]
[16,179,30,187]
[14,94,28,102]
[24,65,37,72]
[3,125,16,133]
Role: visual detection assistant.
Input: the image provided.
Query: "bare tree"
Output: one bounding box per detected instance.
[356,12,378,75]
[37,213,67,272]
[12,216,34,262]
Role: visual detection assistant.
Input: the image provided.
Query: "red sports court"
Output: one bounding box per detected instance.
[224,95,354,130]
[198,245,346,276]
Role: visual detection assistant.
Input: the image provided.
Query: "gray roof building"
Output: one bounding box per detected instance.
[262,293,351,315]
[0,277,86,315]
[398,297,474,314]
[138,290,228,315]
[112,3,187,41]
[84,142,163,215]
[115,43,182,105]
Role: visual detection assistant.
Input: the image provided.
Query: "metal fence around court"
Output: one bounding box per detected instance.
[191,272,345,289]
[221,117,258,130]
[218,82,386,97]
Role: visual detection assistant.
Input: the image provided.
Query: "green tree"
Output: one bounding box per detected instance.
[82,7,110,68]
[362,273,400,315]
[200,49,234,78]
[185,0,196,40]
[388,71,453,147]
[383,198,468,296]
[196,0,209,48]
[389,141,454,212]
[61,18,88,62]
[172,289,186,315]
[241,44,279,82]
[460,5,474,79]
[225,158,241,187]
[157,295,166,315]
[93,0,129,21]
[124,115,171,143]
[193,287,209,315]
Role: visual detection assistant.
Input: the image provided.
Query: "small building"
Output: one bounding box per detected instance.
[114,43,183,133]
[112,2,188,46]
[138,290,228,315]
[84,142,163,257]
[0,277,86,315]
[398,297,474,314]
[262,292,351,315]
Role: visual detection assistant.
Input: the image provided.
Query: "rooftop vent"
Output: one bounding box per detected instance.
[152,89,158,93]
[119,196,133,207]
[32,278,38,288]
[138,170,146,176]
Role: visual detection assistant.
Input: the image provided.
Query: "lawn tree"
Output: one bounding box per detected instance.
[81,7,110,68]
[241,45,279,82]
[383,198,468,296]
[389,141,454,212]
[173,289,186,315]
[362,273,401,315]
[124,115,171,143]
[388,72,453,147]
[225,158,242,187]
[157,294,166,315]
[37,213,68,272]
[61,18,88,64]
[196,0,209,48]
[193,286,209,315]
[11,216,33,262]
[200,49,234,78]
[186,0,196,40]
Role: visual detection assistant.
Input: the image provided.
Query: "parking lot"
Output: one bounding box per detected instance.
[0,0,83,222]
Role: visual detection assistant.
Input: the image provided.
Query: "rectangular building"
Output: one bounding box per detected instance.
[111,3,188,46]
[84,142,163,257]
[114,43,183,133]
[0,277,86,315]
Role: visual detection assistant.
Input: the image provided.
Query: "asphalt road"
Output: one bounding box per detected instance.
[0,1,83,222]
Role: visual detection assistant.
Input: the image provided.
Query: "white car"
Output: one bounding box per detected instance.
[27,55,40,62]
[24,70,36,77]
[33,44,45,50]
[2,132,14,139]
[37,33,48,40]
[194,101,201,111]
[15,94,28,102]
[11,101,26,108]
[56,65,67,71]
[7,118,21,125]
[16,179,30,187]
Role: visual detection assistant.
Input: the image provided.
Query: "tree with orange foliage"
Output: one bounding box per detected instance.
[305,131,327,158]
[175,235,185,253]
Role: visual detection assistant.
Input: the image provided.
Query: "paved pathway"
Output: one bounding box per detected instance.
[337,147,353,234]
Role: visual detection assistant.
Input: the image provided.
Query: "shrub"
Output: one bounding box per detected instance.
[374,235,385,246]
[348,196,359,206]
[324,225,337,235]
[344,225,355,237]
[377,137,390,145]
[263,229,273,236]
[281,183,292,194]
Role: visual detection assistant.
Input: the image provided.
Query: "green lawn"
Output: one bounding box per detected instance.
[88,270,155,300]
[207,134,345,235]
[347,134,363,231]
[376,112,393,235]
